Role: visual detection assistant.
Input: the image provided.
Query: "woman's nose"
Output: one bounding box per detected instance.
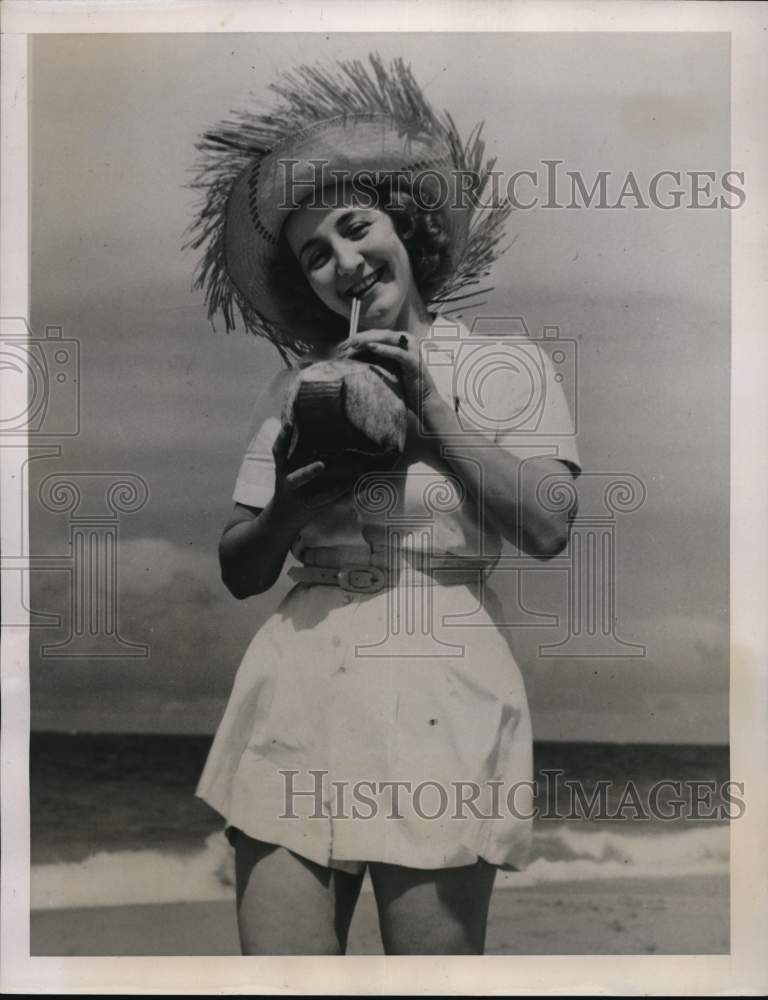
[334,242,363,276]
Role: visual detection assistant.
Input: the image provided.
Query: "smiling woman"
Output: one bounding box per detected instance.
[186,52,581,956]
[270,179,454,349]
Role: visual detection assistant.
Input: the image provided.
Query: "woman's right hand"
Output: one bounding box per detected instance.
[218,424,321,601]
[220,422,361,600]
[272,421,358,511]
[272,422,324,506]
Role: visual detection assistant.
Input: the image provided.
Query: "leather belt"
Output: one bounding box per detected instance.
[288,564,391,593]
[287,562,485,594]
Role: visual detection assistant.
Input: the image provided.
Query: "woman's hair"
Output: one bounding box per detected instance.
[268,178,454,351]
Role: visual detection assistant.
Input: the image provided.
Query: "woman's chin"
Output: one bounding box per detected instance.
[330,287,401,331]
[359,297,400,330]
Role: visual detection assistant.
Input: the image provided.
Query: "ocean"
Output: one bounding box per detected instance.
[30,733,731,910]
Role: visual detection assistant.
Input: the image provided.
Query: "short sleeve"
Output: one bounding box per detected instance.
[232,369,293,508]
[456,337,581,478]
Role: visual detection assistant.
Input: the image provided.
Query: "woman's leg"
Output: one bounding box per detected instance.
[368,859,497,955]
[234,831,366,955]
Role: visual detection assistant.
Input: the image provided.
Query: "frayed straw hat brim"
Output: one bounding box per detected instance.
[185,54,511,362]
[225,114,472,329]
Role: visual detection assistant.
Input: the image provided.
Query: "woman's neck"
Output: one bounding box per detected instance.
[395,292,435,340]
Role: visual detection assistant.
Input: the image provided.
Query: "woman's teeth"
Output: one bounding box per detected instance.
[349,267,384,298]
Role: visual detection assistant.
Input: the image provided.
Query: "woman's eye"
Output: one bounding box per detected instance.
[347,222,370,239]
[306,249,329,271]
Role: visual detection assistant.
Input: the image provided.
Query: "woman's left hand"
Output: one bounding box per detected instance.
[336,330,440,418]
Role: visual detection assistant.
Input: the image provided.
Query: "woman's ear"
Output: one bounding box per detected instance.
[397,214,417,241]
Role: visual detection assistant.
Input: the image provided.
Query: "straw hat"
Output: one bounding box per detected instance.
[186,53,511,363]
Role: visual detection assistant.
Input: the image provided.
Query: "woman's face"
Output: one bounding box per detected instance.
[283,190,417,332]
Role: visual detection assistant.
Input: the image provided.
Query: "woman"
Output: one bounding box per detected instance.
[187,54,581,955]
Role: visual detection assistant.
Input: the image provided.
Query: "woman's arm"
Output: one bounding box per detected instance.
[219,496,316,599]
[419,392,576,559]
[339,331,578,560]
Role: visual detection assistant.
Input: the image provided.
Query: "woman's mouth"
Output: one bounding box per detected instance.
[346,266,386,300]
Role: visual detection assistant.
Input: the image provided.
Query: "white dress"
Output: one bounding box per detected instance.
[196,316,581,873]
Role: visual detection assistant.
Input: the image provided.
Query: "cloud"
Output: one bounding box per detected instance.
[533,692,728,744]
[30,536,287,707]
[118,536,219,590]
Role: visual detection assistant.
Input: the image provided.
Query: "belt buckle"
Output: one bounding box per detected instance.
[337,565,387,593]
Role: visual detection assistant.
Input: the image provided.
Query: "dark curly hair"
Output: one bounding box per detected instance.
[268,177,454,353]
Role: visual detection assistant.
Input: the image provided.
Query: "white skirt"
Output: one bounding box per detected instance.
[196,574,533,874]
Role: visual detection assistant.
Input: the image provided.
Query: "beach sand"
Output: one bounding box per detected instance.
[31,874,728,955]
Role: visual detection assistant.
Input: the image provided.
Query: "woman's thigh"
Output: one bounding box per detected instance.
[234,831,366,955]
[368,858,497,955]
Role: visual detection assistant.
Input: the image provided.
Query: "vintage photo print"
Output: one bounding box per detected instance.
[1,1,766,995]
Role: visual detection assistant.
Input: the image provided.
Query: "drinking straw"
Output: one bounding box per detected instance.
[348,296,361,339]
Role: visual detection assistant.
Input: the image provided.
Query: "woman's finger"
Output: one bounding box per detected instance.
[339,329,410,353]
[285,460,325,490]
[344,341,419,374]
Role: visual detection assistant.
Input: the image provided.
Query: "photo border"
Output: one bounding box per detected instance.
[1,1,766,994]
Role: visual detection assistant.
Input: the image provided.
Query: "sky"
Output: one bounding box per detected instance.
[25,31,730,740]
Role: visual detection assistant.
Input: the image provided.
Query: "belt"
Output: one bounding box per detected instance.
[287,561,486,594]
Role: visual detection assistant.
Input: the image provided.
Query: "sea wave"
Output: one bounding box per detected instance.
[31,823,729,910]
[498,822,729,889]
